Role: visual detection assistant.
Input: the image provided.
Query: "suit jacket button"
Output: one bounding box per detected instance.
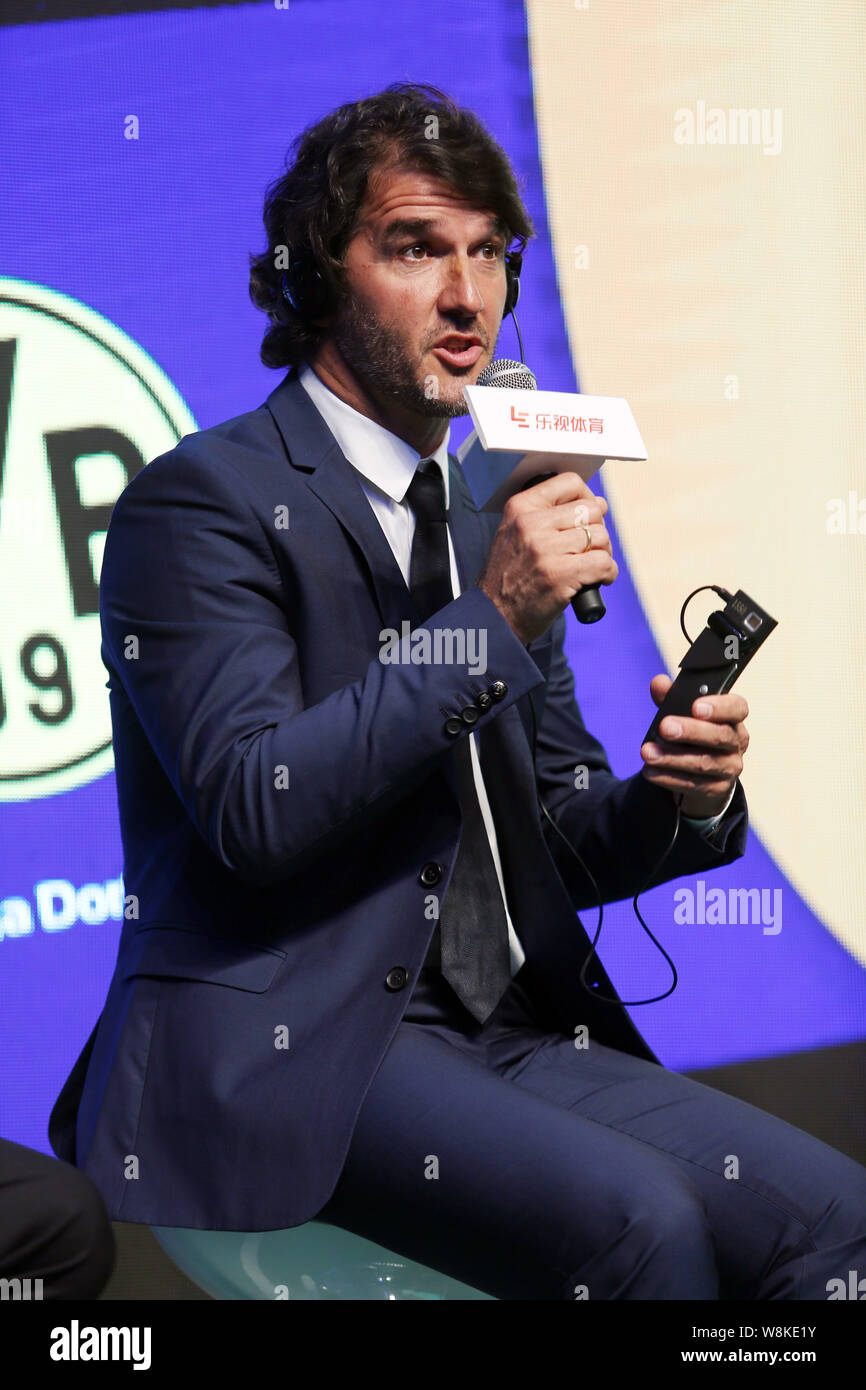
[420,862,442,886]
[489,680,508,701]
[444,716,463,736]
[460,705,480,725]
[476,691,492,711]
[385,966,409,991]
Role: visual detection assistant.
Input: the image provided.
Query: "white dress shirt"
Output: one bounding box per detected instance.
[297,362,733,974]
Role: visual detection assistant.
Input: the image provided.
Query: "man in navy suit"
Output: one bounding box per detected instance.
[50,82,866,1299]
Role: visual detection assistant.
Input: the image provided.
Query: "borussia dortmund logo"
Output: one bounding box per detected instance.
[0,279,196,800]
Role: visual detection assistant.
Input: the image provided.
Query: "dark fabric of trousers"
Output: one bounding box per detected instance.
[0,1137,115,1300]
[318,966,866,1300]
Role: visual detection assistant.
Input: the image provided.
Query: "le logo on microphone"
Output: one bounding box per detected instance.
[459,382,647,512]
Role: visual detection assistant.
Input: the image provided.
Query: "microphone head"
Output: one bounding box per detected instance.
[476,358,537,391]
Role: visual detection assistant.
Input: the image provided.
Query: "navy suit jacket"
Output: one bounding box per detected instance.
[48,365,748,1231]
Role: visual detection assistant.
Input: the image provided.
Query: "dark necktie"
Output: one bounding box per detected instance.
[405,457,512,1024]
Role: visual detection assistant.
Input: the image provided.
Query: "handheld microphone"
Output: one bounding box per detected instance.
[474,358,606,624]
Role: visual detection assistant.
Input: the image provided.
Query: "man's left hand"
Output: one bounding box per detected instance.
[640,674,749,818]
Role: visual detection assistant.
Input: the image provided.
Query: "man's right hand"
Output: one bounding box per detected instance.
[476,472,618,646]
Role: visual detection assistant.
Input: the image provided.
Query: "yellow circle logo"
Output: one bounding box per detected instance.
[0,279,197,801]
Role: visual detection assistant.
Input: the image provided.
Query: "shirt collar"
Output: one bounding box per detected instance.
[298,361,452,509]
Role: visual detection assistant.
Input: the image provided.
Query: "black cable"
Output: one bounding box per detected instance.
[526,579,733,1007]
[680,584,733,645]
[511,308,525,366]
[527,688,683,1005]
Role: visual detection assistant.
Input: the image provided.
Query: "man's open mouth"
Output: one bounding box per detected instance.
[432,338,484,367]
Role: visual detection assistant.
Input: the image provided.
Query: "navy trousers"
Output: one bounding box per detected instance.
[318,965,866,1300]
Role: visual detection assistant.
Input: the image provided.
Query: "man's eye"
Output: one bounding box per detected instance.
[399,243,502,260]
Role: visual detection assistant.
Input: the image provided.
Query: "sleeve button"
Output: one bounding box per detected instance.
[489,680,508,701]
[460,705,480,725]
[444,716,463,736]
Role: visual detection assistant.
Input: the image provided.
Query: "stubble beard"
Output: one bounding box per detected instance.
[331,295,482,420]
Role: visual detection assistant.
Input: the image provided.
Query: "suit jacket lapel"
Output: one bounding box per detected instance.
[264,366,491,636]
[265,368,418,637]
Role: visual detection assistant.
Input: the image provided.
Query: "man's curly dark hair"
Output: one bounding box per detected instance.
[248,81,535,369]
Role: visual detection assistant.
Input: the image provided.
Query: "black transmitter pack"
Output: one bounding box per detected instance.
[644,589,777,744]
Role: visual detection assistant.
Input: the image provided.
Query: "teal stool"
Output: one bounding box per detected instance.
[152,1223,494,1300]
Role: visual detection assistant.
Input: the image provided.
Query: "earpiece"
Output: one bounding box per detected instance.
[280,252,330,320]
[503,249,521,316]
